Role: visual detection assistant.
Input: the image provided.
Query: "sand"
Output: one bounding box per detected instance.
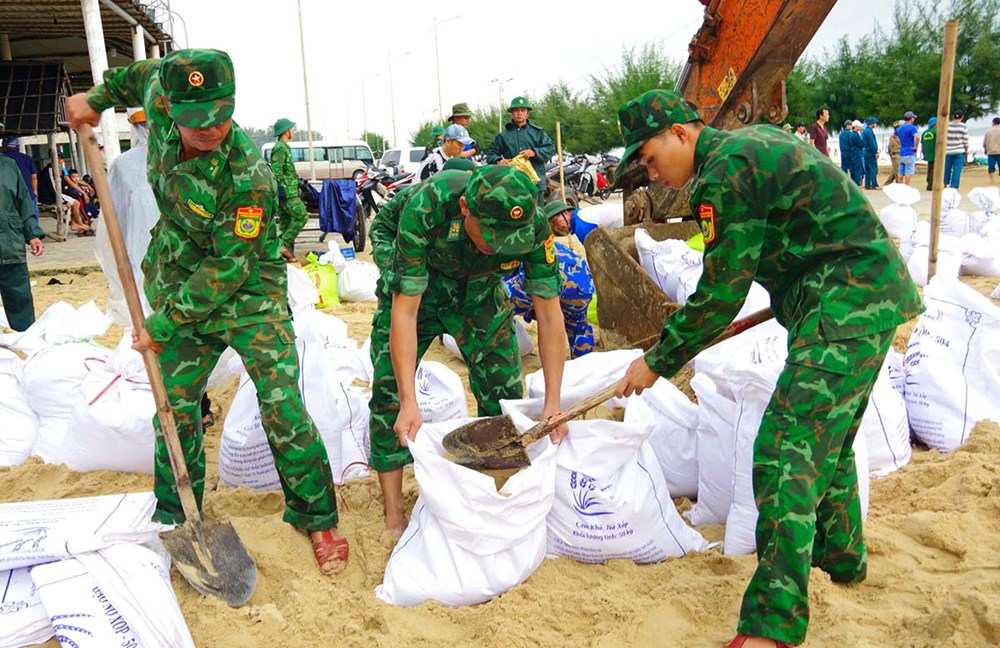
[6,207,1000,646]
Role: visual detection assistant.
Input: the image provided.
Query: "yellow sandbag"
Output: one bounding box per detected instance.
[587,292,599,326]
[302,253,340,307]
[686,232,705,252]
[509,154,540,184]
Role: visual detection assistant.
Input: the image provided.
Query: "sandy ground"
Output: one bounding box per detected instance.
[5,170,1000,647]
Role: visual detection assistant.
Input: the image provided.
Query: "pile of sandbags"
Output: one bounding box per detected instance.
[0,349,39,467]
[905,221,966,286]
[968,186,1000,236]
[904,277,1000,451]
[879,184,920,238]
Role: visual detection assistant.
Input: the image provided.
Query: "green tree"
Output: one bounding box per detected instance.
[361,130,389,158]
[409,121,441,148]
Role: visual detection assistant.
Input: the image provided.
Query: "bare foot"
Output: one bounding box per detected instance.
[384,506,407,540]
[309,528,348,575]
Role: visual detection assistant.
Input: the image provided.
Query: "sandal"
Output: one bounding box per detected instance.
[726,634,796,648]
[311,529,348,575]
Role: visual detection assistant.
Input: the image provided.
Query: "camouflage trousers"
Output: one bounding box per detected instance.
[737,329,893,645]
[277,194,309,251]
[368,277,522,472]
[152,320,339,531]
[504,250,594,358]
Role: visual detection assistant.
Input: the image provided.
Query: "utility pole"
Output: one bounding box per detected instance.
[388,53,397,146]
[296,0,316,181]
[433,15,460,123]
[491,77,513,133]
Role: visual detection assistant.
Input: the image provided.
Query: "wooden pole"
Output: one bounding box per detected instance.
[46,133,67,242]
[928,19,959,281]
[556,121,566,204]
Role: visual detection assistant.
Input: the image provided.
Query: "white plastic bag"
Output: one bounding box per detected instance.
[441,317,534,360]
[0,567,52,647]
[878,184,920,238]
[375,420,557,607]
[860,359,911,477]
[960,233,1000,277]
[967,186,1000,236]
[0,349,39,467]
[525,348,642,405]
[634,230,701,302]
[576,203,624,230]
[623,378,699,498]
[337,261,380,302]
[907,231,964,286]
[414,361,469,423]
[903,277,1000,451]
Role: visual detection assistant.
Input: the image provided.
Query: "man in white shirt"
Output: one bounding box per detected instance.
[417,124,473,180]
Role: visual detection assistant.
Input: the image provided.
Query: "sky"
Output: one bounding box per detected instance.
[162,0,977,147]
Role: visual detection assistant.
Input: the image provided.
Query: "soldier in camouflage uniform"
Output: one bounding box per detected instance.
[66,49,348,575]
[371,164,567,536]
[613,90,922,648]
[269,117,309,261]
[504,200,594,357]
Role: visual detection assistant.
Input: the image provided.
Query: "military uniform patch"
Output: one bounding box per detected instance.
[544,234,556,264]
[187,199,212,218]
[447,219,462,241]
[500,260,521,271]
[698,203,716,244]
[234,205,263,239]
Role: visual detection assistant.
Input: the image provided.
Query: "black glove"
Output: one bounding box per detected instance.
[277,185,287,203]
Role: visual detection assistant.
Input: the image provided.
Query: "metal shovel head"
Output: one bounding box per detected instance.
[161,519,258,608]
[441,414,532,470]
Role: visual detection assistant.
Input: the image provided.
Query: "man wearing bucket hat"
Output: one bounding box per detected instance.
[447,102,479,158]
[504,199,595,358]
[270,117,309,261]
[612,90,921,648]
[485,96,555,200]
[417,123,474,181]
[368,164,567,536]
[65,49,349,576]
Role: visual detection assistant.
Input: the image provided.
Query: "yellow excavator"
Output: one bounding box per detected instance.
[586,0,838,348]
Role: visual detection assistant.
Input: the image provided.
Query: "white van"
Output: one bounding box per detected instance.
[260,139,375,181]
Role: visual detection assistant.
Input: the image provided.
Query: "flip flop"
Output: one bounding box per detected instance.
[726,634,796,648]
[311,529,348,576]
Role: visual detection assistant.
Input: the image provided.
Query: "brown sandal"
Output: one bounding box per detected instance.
[311,529,348,575]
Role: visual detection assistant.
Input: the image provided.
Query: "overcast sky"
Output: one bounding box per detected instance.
[164,0,909,146]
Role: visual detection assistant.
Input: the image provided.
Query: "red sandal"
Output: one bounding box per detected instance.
[726,635,796,648]
[311,529,349,575]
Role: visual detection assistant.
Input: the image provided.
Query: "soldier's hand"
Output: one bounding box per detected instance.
[66,93,102,130]
[521,149,536,159]
[394,401,423,447]
[497,158,510,165]
[28,238,44,256]
[616,356,660,398]
[542,403,568,444]
[132,327,164,355]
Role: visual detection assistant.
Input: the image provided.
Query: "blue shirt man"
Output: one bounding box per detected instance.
[861,117,880,189]
[895,111,920,185]
[1,138,39,222]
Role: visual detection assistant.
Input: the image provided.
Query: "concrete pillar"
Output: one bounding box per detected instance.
[80,0,122,164]
[48,132,69,241]
[1,32,12,61]
[150,44,161,59]
[131,25,146,61]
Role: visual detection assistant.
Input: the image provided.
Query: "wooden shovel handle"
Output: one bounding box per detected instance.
[78,124,203,525]
[523,307,775,441]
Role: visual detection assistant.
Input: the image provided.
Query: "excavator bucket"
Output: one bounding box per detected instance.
[584,221,701,350]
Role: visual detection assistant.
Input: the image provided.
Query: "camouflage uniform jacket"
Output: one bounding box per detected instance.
[269,138,299,194]
[389,170,560,300]
[86,59,286,343]
[485,121,556,181]
[646,126,922,377]
[370,184,417,272]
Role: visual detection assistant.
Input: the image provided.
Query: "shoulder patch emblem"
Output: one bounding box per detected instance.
[510,205,524,220]
[188,71,204,87]
[544,234,556,264]
[187,199,212,219]
[698,203,716,244]
[234,205,264,239]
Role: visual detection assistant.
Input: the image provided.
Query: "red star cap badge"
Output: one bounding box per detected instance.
[188,71,204,87]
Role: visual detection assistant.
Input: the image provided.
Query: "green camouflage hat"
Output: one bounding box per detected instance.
[159,48,236,129]
[615,89,701,179]
[465,165,537,256]
[449,102,472,121]
[441,157,475,172]
[273,117,295,137]
[431,124,446,137]
[542,200,574,220]
[508,96,532,111]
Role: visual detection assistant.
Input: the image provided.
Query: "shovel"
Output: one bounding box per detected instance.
[79,124,257,607]
[442,307,774,471]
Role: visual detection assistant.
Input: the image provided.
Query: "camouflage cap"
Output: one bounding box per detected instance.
[542,200,574,220]
[441,157,475,172]
[615,89,701,179]
[273,117,295,137]
[465,165,537,256]
[159,48,236,129]
[431,124,446,137]
[508,96,532,111]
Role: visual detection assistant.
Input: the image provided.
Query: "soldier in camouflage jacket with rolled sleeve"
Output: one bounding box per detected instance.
[614,90,922,648]
[370,164,567,536]
[269,117,309,259]
[66,49,349,575]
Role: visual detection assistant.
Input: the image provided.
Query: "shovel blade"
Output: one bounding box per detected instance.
[441,415,532,471]
[161,520,257,607]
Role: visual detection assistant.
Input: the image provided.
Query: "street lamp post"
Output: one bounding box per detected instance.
[433,15,460,123]
[388,54,397,146]
[296,0,316,181]
[491,77,513,133]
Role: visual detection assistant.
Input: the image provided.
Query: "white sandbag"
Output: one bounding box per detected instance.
[414,360,469,423]
[898,220,928,262]
[441,318,533,360]
[375,420,557,607]
[287,264,321,312]
[0,567,52,648]
[525,348,642,403]
[686,374,739,525]
[0,493,168,571]
[860,356,911,476]
[318,241,348,273]
[544,415,710,564]
[967,186,1000,236]
[360,337,374,384]
[885,347,906,398]
[576,202,624,229]
[0,301,111,355]
[994,282,1000,300]
[623,378,699,498]
[32,544,194,648]
[940,209,971,237]
[960,233,1000,277]
[57,335,155,474]
[0,349,39,467]
[907,233,964,286]
[337,261,380,302]
[634,230,701,302]
[879,184,920,238]
[903,277,1000,451]
[22,342,111,463]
